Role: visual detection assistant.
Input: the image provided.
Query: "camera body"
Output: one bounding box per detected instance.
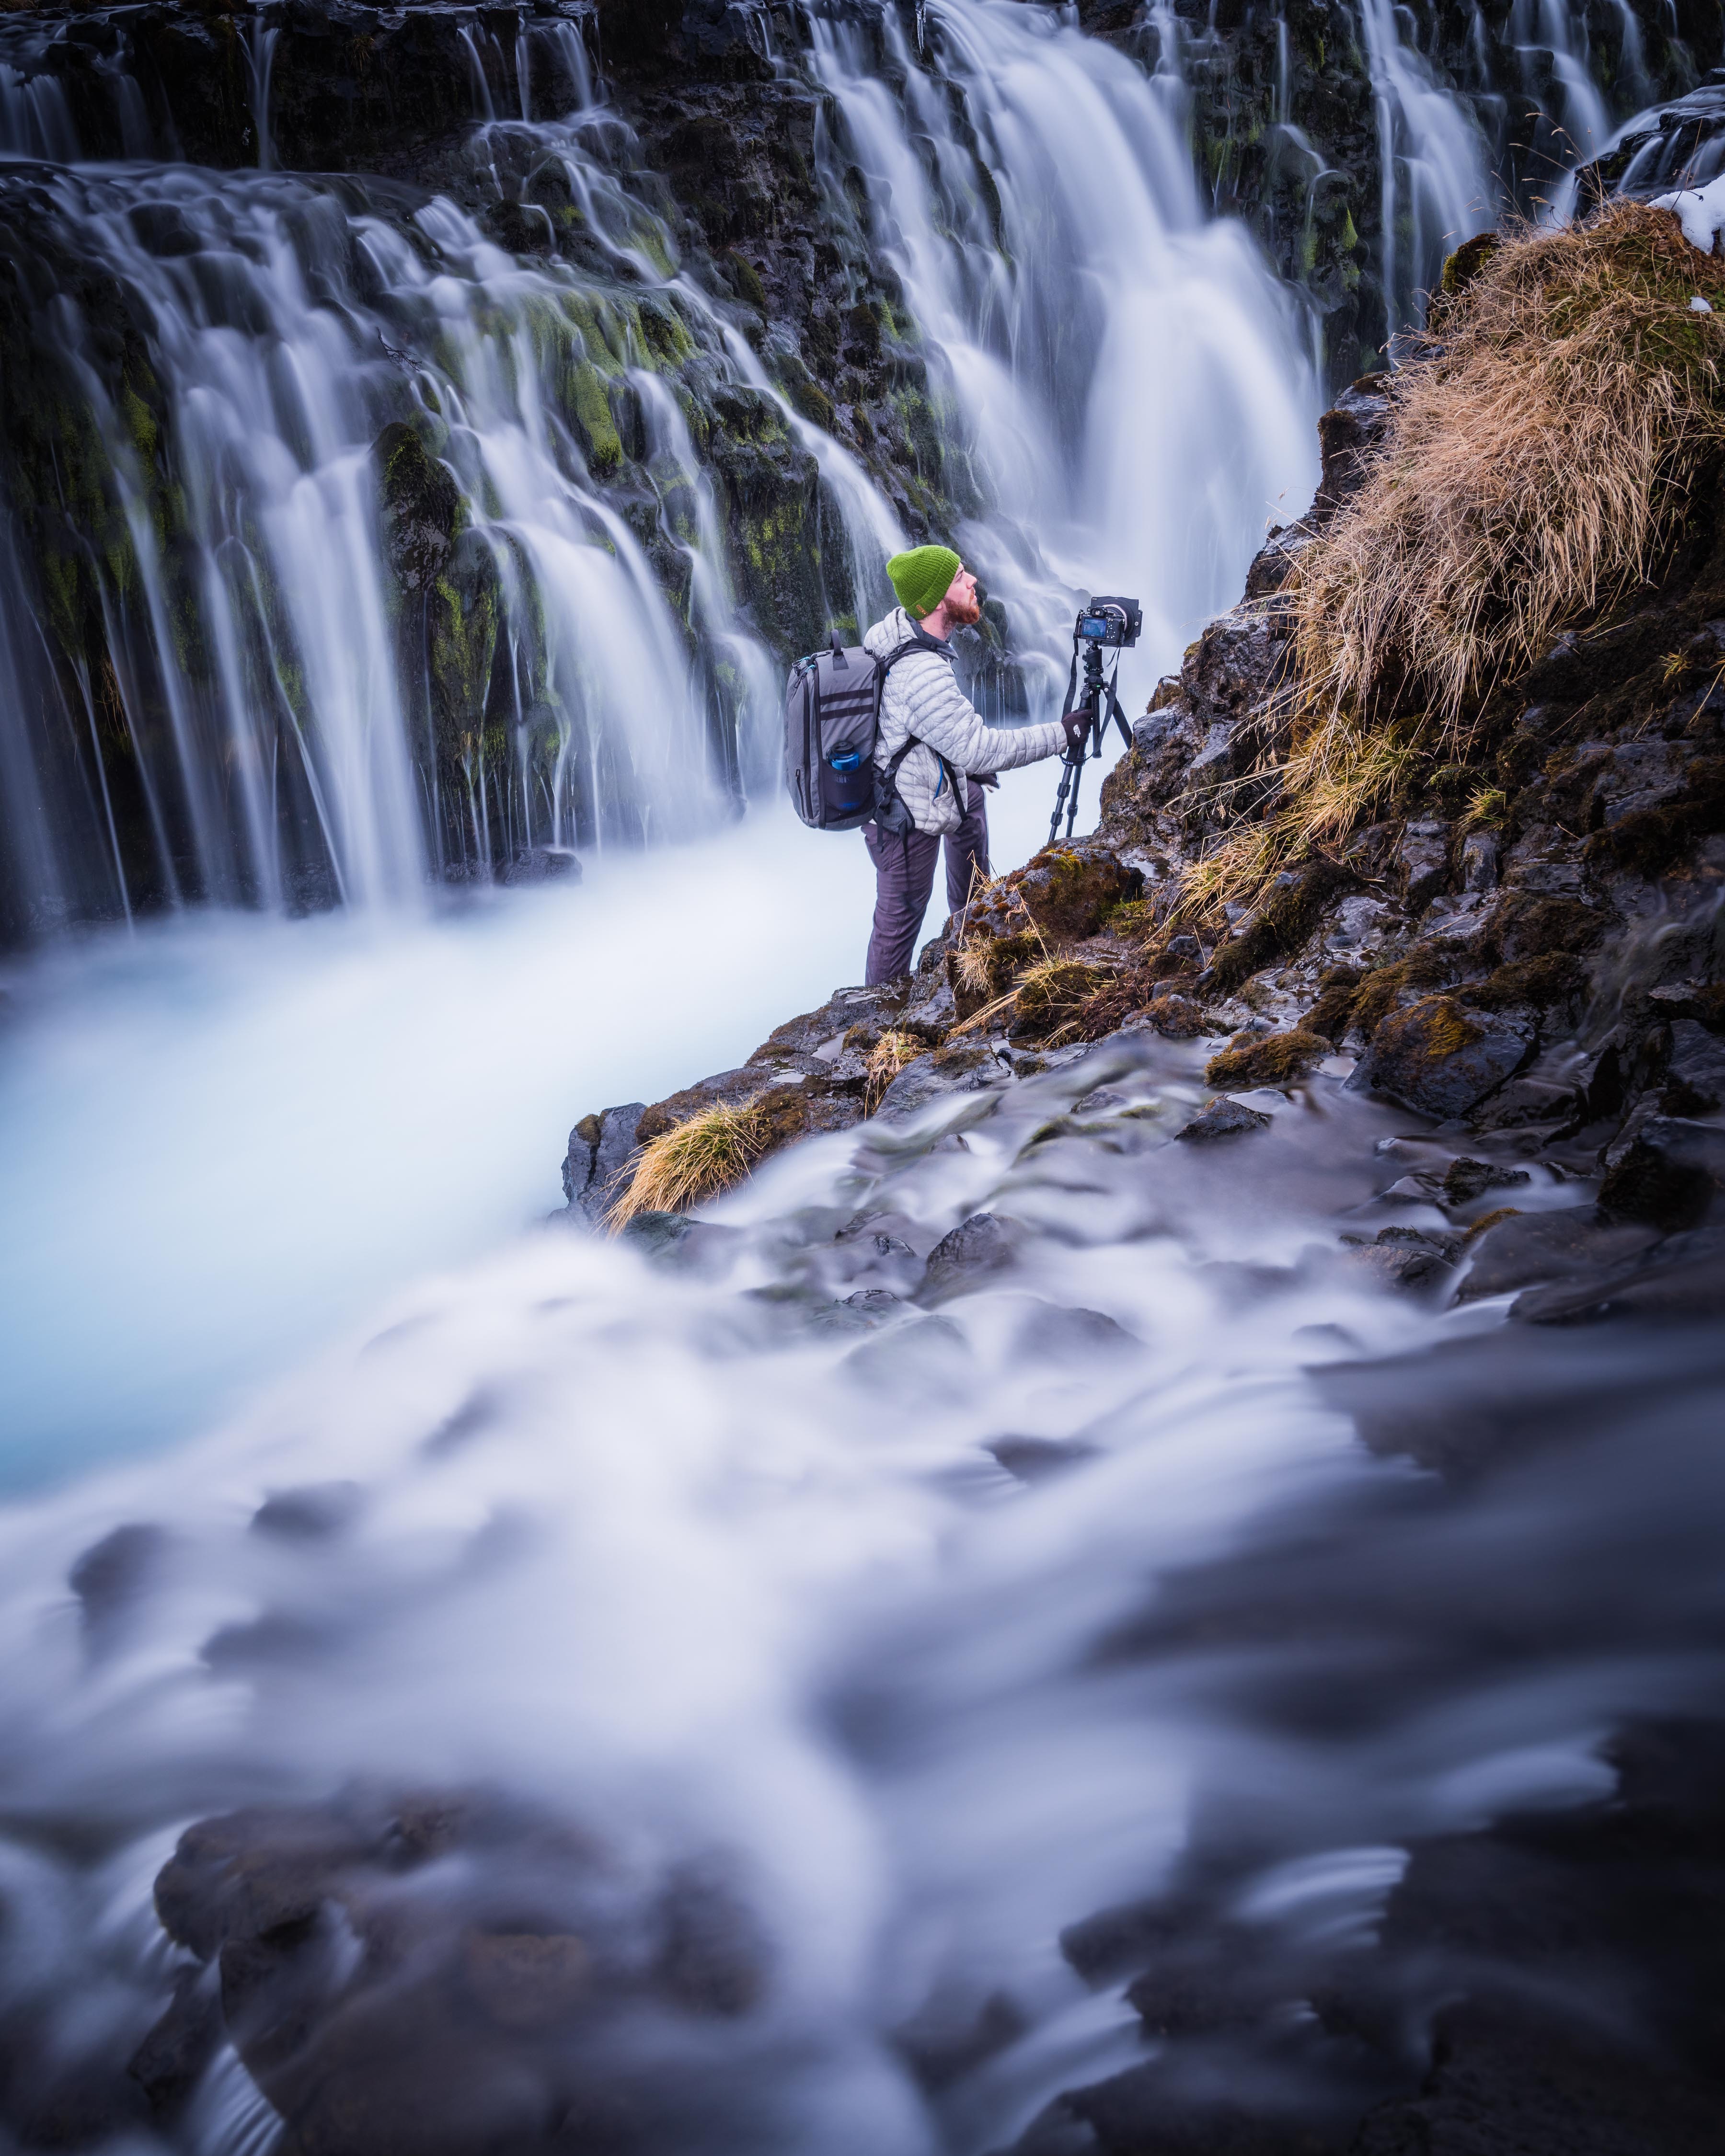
[1074,596,1142,650]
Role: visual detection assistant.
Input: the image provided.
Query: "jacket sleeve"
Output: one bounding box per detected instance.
[891,652,1066,775]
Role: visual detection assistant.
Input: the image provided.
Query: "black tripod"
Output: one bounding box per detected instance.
[1047,633,1133,846]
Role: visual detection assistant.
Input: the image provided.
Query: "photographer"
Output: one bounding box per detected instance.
[861,547,1087,986]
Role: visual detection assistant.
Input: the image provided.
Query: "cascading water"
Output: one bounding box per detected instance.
[808,0,1319,700]
[0,20,904,936]
[1356,0,1496,335]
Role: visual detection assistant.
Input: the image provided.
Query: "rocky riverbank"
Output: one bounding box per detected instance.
[530,208,1725,2150]
[561,308,1725,1330]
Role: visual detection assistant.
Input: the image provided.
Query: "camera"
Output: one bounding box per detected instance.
[1074,596,1142,650]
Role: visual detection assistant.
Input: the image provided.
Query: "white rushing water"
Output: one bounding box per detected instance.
[809,0,1319,699]
[1,1035,1718,2153]
[0,813,887,1491]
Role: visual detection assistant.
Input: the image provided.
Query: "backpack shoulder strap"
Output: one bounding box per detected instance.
[881,636,929,668]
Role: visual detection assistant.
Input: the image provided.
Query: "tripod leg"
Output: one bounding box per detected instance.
[1064,760,1085,840]
[1047,761,1074,847]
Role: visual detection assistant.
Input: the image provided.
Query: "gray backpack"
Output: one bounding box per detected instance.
[784,637,921,833]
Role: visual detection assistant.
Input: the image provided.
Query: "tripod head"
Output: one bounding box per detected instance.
[1047,595,1140,845]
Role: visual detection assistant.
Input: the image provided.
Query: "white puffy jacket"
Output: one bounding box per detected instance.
[863,608,1066,837]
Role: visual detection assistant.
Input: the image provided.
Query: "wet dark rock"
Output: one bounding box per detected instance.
[1578,79,1725,202]
[1459,829,1500,891]
[126,1965,222,2124]
[1598,1115,1725,1230]
[619,1211,741,1271]
[1352,1991,1725,2156]
[69,1521,165,1636]
[805,1286,905,1335]
[1353,996,1533,1121]
[988,1435,1100,1482]
[151,1789,772,2156]
[1311,375,1393,516]
[375,419,459,594]
[919,1212,1020,1303]
[1347,1237,1455,1291]
[562,1101,646,1227]
[1440,1157,1530,1206]
[251,1481,366,1539]
[1511,1224,1725,1323]
[1662,1017,1725,1114]
[1174,1097,1271,1142]
[841,1313,970,1402]
[1468,1071,1589,1136]
[1396,819,1451,907]
[499,845,582,885]
[1458,1205,1663,1302]
[876,1041,1012,1120]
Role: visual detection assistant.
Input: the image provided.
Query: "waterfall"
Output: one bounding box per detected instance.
[1355,0,1496,338]
[0,52,895,933]
[808,0,1319,702]
[0,0,1703,939]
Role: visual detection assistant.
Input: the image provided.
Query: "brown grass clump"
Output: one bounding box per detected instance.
[1010,959,1111,1042]
[864,1029,923,1111]
[1291,202,1725,748]
[607,1098,769,1227]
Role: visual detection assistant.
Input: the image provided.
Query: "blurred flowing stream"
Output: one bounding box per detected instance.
[0,3,1719,2152]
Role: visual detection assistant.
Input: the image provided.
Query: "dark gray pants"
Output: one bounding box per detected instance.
[862,778,989,986]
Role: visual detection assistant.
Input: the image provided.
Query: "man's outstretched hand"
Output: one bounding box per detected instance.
[1061,710,1092,758]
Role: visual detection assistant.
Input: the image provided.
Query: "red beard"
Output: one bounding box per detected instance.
[944,590,982,628]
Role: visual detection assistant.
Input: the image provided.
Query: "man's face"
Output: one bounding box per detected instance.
[941,564,982,627]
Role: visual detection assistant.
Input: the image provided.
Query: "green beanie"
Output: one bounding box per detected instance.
[886,544,961,620]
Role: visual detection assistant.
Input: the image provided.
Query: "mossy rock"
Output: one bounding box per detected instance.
[1207,859,1353,996]
[1099,896,1152,938]
[1303,966,1363,1041]
[1359,995,1534,1120]
[1204,1029,1330,1089]
[1585,757,1725,878]
[1143,993,1207,1039]
[1440,231,1501,298]
[1346,950,1460,1038]
[1468,954,1585,1010]
[971,842,1142,945]
[375,422,459,594]
[1495,895,1607,962]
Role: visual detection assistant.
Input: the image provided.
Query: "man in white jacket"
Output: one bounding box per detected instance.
[860,545,1083,986]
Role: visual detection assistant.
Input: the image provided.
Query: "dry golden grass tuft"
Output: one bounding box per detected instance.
[607,1099,768,1227]
[1170,203,1725,934]
[864,1029,923,1111]
[1179,720,1422,917]
[1290,202,1725,749]
[954,938,997,998]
